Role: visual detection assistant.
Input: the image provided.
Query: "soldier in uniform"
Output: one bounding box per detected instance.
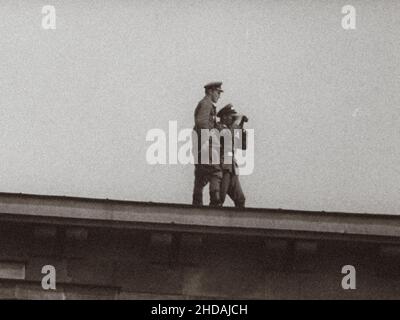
[216,104,246,208]
[192,82,224,206]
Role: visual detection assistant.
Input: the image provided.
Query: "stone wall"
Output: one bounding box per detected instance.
[1,220,400,299]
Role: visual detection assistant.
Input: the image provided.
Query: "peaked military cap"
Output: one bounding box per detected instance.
[217,104,237,118]
[204,81,223,92]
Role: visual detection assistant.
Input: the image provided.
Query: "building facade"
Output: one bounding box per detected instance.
[0,192,400,299]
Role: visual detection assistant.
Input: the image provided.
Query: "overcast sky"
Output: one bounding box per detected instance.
[0,0,399,214]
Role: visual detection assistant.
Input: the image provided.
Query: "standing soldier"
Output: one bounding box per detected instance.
[192,82,224,206]
[217,104,247,208]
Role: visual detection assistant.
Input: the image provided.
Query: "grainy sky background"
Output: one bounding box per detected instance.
[0,0,399,214]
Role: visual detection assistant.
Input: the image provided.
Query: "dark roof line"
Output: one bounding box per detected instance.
[0,191,397,220]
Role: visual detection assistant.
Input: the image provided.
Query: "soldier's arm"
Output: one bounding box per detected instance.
[194,101,213,129]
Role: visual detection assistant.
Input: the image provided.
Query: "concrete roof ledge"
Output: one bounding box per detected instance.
[0,192,400,243]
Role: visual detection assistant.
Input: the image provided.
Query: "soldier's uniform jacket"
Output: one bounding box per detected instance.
[194,95,217,130]
[218,123,247,175]
[193,96,220,169]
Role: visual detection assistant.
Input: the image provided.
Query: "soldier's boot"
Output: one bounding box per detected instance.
[234,200,245,209]
[192,193,203,206]
[210,192,222,207]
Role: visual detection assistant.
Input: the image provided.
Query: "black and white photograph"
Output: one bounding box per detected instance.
[0,0,399,305]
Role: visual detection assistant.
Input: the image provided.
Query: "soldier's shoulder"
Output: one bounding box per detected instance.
[198,96,213,108]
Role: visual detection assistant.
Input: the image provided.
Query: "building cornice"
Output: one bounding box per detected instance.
[0,192,399,243]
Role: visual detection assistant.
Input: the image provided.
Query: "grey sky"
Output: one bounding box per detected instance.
[0,0,399,214]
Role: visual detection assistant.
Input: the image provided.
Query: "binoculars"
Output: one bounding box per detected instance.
[233,114,249,128]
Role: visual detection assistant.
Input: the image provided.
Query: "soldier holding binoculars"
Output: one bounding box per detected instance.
[217,104,247,208]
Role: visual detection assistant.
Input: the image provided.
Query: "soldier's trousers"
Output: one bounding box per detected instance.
[192,165,222,207]
[220,170,246,208]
